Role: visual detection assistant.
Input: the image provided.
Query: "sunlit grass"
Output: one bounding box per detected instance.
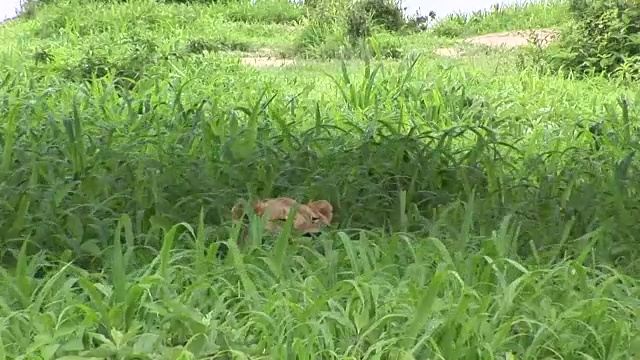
[431,0,568,38]
[3,222,640,358]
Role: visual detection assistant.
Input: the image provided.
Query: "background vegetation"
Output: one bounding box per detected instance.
[1,0,640,358]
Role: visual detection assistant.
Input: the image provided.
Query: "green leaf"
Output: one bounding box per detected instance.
[403,263,448,350]
[111,214,131,306]
[133,333,160,354]
[59,337,85,352]
[40,343,60,360]
[185,333,208,356]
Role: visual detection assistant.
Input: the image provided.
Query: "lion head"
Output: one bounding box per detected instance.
[232,197,333,235]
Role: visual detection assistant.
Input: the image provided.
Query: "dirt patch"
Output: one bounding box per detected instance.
[434,28,559,58]
[241,56,296,68]
[240,47,296,68]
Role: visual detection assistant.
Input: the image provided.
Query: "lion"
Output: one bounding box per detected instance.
[231,197,333,235]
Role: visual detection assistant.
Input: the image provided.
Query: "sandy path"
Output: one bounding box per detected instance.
[240,28,559,67]
[434,28,558,57]
[241,56,296,67]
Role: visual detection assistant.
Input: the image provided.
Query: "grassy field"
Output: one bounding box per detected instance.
[1,0,640,358]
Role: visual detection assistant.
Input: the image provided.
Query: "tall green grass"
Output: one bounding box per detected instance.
[3,223,640,358]
[0,0,640,358]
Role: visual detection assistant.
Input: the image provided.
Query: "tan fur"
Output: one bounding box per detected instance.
[231,197,333,234]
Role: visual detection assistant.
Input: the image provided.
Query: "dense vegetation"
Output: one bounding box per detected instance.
[1,0,640,358]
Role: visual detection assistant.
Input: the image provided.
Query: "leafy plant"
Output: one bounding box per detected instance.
[542,0,640,79]
[346,0,405,42]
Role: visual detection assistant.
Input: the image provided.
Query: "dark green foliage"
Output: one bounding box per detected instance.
[59,39,161,92]
[346,0,405,41]
[346,9,371,42]
[186,38,218,54]
[358,0,404,32]
[186,38,252,54]
[344,0,432,44]
[404,11,435,33]
[544,0,640,79]
[4,56,640,274]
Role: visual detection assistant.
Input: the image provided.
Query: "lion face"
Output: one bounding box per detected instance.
[232,197,333,235]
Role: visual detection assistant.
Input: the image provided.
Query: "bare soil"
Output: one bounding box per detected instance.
[240,47,296,68]
[241,57,296,67]
[239,29,560,66]
[434,28,559,58]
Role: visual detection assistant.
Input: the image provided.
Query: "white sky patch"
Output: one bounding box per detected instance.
[0,0,25,22]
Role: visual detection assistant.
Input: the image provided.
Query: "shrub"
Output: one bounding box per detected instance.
[542,0,640,80]
[294,0,411,57]
[346,0,405,41]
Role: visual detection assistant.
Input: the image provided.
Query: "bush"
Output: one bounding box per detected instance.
[542,0,640,79]
[294,0,418,58]
[346,0,405,41]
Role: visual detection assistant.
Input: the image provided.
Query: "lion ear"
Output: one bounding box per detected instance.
[232,200,267,220]
[252,201,268,216]
[307,200,333,224]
